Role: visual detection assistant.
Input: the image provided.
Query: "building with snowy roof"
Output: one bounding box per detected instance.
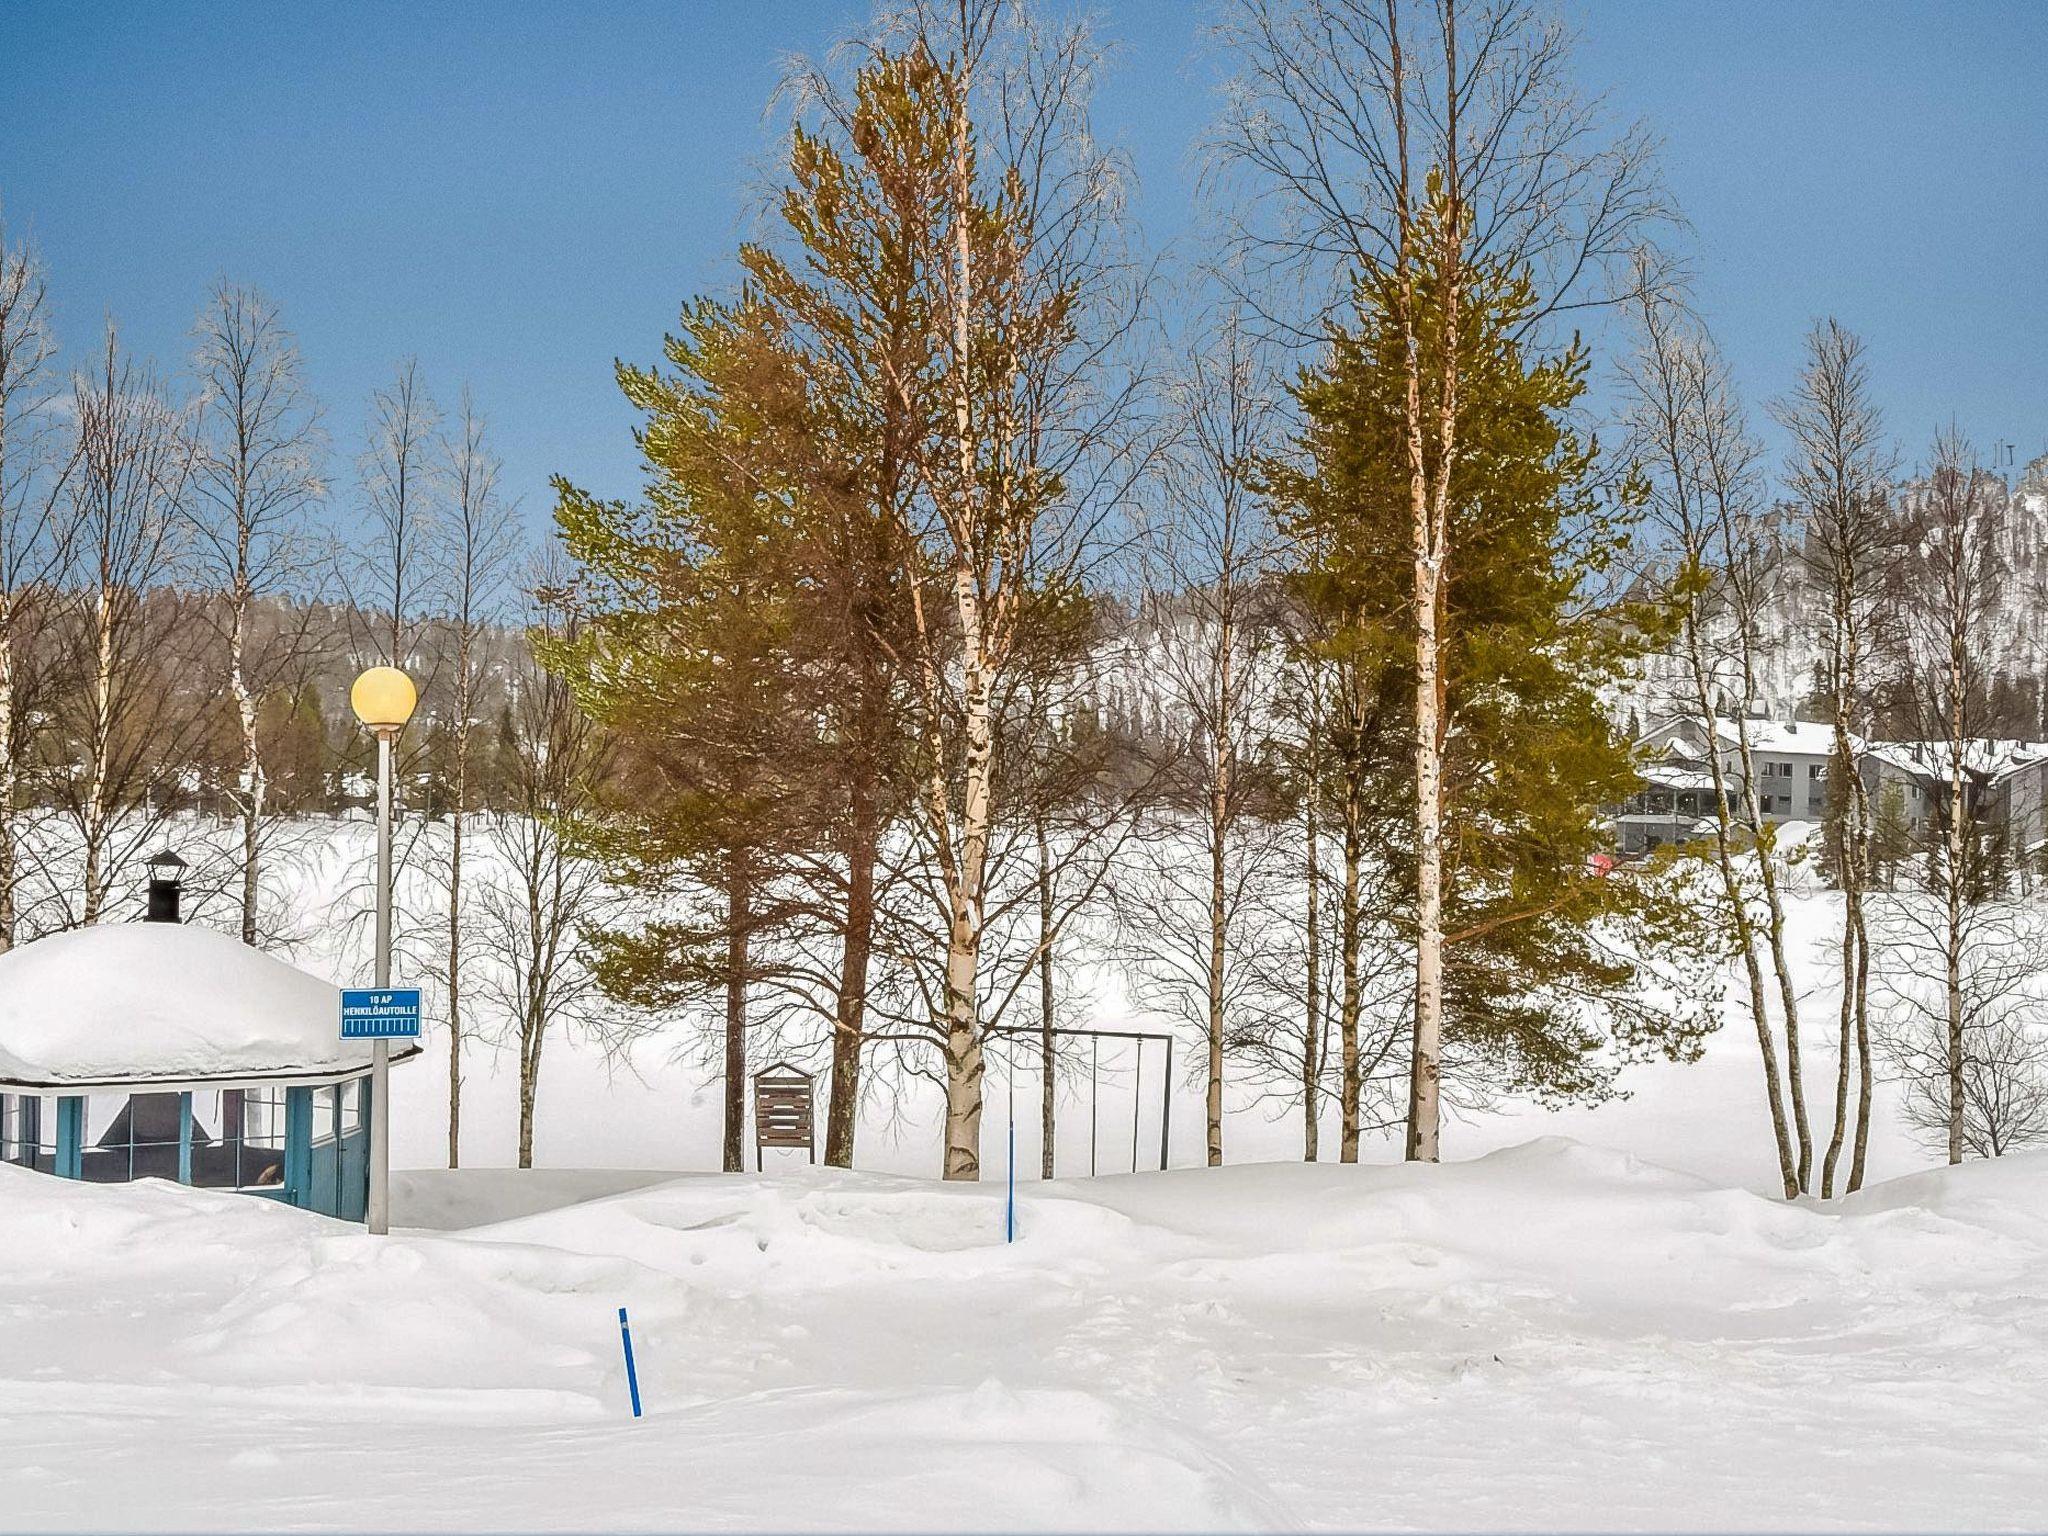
[1617,710,2048,862]
[1613,714,1841,854]
[0,921,416,1220]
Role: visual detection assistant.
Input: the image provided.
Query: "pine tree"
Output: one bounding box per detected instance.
[1273,253,1713,1113]
[737,44,940,1165]
[550,297,826,1173]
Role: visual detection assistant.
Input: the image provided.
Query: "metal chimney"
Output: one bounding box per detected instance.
[144,848,187,924]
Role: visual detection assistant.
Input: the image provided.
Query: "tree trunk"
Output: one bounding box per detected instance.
[1339,759,1363,1162]
[1824,603,1872,1198]
[80,587,115,926]
[1302,761,1321,1162]
[447,802,463,1170]
[518,1006,541,1170]
[1823,889,1853,1199]
[1728,710,1812,1190]
[1848,900,1873,1191]
[1401,136,1457,1168]
[1407,540,1445,1164]
[1945,732,1967,1167]
[1038,816,1057,1179]
[937,48,988,1184]
[824,798,876,1169]
[1206,715,1230,1169]
[1685,616,1800,1199]
[230,560,261,947]
[0,613,15,952]
[724,850,750,1174]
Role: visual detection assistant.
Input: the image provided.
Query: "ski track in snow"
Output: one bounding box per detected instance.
[2,1141,2045,1531]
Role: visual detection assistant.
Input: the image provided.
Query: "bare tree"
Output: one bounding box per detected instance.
[1619,288,1802,1198]
[1245,617,1412,1157]
[355,359,440,667]
[1123,311,1288,1165]
[53,325,195,926]
[1210,0,1668,1161]
[0,218,75,948]
[1894,429,2006,1165]
[890,0,1143,1179]
[480,574,626,1168]
[1772,318,1896,1195]
[433,390,519,1167]
[186,281,328,945]
[1873,891,2048,1160]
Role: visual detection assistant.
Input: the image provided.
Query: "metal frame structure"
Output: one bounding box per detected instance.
[861,1025,1175,1175]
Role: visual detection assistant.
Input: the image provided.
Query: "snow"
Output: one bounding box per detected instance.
[1636,763,1717,791]
[1708,717,1843,756]
[4,830,2046,1528]
[1862,737,2048,780]
[3,1141,2046,1530]
[1642,713,1848,759]
[0,923,376,1087]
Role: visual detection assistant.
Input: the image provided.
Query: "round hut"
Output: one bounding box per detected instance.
[0,924,417,1220]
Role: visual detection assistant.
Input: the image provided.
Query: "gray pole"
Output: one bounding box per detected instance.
[367,728,394,1235]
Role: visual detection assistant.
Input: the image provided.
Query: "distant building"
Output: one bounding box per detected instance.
[1616,714,1843,854]
[1860,739,2048,853]
[1617,711,2048,863]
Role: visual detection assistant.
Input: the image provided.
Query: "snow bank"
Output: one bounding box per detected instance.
[3,1142,2046,1530]
[0,923,369,1086]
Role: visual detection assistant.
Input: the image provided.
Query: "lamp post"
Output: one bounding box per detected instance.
[350,665,417,1236]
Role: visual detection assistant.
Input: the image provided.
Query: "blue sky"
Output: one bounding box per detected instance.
[6,1,2046,530]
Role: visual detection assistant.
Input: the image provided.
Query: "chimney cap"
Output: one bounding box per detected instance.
[146,847,188,877]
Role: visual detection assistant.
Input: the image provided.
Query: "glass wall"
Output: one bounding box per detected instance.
[1,1080,368,1218]
[0,1094,51,1171]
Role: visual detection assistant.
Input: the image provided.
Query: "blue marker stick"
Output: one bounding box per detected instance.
[1006,1120,1017,1243]
[617,1306,643,1418]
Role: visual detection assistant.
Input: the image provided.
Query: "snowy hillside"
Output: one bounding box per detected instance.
[1624,455,2048,732]
[3,1141,2045,1531]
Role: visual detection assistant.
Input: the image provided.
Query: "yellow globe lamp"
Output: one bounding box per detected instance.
[350,666,417,734]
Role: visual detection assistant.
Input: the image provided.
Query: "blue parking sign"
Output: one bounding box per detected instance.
[341,988,422,1039]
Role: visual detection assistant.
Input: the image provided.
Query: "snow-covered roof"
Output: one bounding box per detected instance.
[1863,739,2048,781]
[0,925,391,1089]
[1640,765,1718,792]
[1701,718,1846,756]
[1638,713,1855,760]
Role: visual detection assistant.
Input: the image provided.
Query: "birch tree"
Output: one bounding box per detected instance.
[1620,290,1802,1199]
[356,360,440,668]
[1895,430,2006,1165]
[0,220,74,948]
[1873,885,2048,1162]
[1124,313,1288,1165]
[1772,318,1895,1195]
[433,390,519,1167]
[481,576,624,1168]
[186,281,327,945]
[56,326,194,926]
[895,0,1140,1179]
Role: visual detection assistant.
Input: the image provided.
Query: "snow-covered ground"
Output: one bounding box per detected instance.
[5,823,2045,1529]
[4,1142,2046,1530]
